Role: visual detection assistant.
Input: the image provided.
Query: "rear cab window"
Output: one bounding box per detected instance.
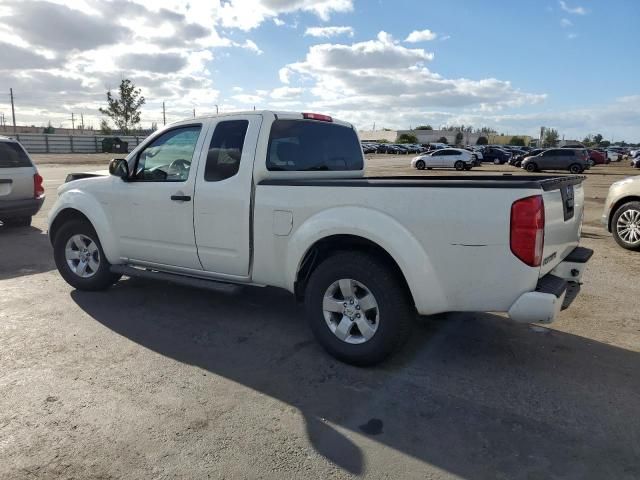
[267,120,363,171]
[0,141,33,168]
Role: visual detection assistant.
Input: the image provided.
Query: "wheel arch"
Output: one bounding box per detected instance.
[286,207,448,315]
[48,193,120,263]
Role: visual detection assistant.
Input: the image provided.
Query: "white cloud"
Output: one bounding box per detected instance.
[405,29,437,43]
[276,32,546,134]
[559,1,588,15]
[560,18,573,27]
[219,0,354,30]
[270,87,304,99]
[567,32,579,39]
[304,26,354,38]
[239,39,263,55]
[273,17,285,26]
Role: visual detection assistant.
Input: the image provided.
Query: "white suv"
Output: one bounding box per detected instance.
[0,136,45,227]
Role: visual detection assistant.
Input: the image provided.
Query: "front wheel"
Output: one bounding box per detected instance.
[415,160,425,170]
[304,252,414,366]
[612,201,640,251]
[53,220,121,290]
[454,161,464,171]
[525,163,537,172]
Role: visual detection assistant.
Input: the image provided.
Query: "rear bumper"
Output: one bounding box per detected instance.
[508,247,593,324]
[0,197,44,220]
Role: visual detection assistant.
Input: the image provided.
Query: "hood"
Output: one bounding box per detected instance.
[57,170,110,195]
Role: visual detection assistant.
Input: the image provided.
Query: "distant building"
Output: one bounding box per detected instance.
[359,129,532,146]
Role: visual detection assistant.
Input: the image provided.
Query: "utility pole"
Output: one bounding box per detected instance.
[214,104,219,115]
[193,108,196,118]
[70,112,75,130]
[80,113,84,131]
[162,101,166,125]
[10,88,17,135]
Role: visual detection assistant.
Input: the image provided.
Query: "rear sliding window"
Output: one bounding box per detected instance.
[0,142,32,168]
[266,120,363,171]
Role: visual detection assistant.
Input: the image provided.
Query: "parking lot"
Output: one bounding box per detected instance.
[2,155,639,479]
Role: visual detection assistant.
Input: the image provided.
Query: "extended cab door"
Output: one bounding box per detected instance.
[193,114,262,277]
[111,123,208,270]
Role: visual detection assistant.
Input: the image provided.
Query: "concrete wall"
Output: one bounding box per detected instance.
[8,133,148,154]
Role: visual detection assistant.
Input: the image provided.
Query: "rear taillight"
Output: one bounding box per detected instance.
[34,173,44,199]
[302,112,333,122]
[510,195,545,267]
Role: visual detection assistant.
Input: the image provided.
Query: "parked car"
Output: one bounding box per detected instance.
[606,148,624,162]
[483,147,511,164]
[521,148,588,174]
[588,149,609,165]
[411,148,475,171]
[47,110,591,365]
[0,136,45,227]
[630,156,640,169]
[511,148,545,167]
[602,176,640,250]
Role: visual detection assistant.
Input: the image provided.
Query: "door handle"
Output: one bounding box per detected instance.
[171,195,191,202]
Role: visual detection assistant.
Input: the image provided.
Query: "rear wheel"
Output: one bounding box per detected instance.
[454,161,464,171]
[53,220,122,290]
[612,201,640,251]
[525,162,537,172]
[304,252,414,366]
[415,160,425,170]
[569,163,583,174]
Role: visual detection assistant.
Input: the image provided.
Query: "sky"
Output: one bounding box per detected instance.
[0,0,639,141]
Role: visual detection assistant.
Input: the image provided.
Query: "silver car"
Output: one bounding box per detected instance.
[602,176,640,250]
[0,136,44,227]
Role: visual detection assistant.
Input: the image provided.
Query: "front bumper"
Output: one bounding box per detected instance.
[508,246,593,324]
[0,197,44,220]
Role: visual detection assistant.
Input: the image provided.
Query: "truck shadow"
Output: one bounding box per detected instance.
[0,225,55,280]
[71,280,640,479]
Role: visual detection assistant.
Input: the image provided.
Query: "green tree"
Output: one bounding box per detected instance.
[600,140,610,148]
[476,136,488,145]
[509,136,526,146]
[454,131,464,145]
[398,133,418,143]
[437,136,448,144]
[415,125,433,130]
[543,128,559,147]
[100,119,113,134]
[43,121,55,134]
[593,133,603,145]
[99,79,145,134]
[582,135,594,147]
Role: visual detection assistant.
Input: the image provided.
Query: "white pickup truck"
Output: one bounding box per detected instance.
[48,111,592,365]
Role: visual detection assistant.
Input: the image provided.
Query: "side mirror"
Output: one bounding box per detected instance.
[109,158,130,180]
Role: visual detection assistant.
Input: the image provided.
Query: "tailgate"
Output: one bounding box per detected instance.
[539,177,585,276]
[0,167,34,200]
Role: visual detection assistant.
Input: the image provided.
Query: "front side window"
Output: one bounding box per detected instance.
[267,120,363,171]
[135,126,201,181]
[204,120,249,182]
[0,142,32,168]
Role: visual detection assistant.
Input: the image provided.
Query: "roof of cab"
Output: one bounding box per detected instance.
[170,110,354,129]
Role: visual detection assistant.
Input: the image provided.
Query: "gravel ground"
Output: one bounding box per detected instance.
[1,155,639,479]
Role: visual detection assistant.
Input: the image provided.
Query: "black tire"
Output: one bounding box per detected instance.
[454,161,464,171]
[568,163,583,174]
[611,201,640,251]
[464,165,472,171]
[415,160,426,170]
[3,216,31,227]
[53,220,121,291]
[304,252,414,366]
[525,162,537,172]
